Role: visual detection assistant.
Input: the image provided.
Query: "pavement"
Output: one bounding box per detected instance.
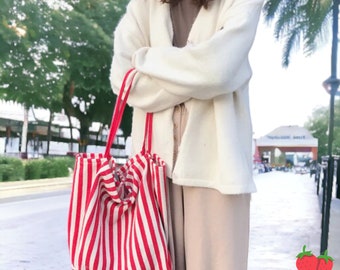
[0,171,339,269]
[249,171,340,270]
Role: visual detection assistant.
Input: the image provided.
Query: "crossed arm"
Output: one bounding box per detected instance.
[110,0,264,112]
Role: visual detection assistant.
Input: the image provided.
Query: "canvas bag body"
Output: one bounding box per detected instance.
[67,69,172,270]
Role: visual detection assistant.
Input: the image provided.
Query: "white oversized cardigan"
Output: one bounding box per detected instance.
[110,0,264,194]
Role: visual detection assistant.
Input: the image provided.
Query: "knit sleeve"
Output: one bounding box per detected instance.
[110,0,189,112]
[132,0,264,100]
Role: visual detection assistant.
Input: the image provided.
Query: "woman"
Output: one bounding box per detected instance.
[110,0,264,269]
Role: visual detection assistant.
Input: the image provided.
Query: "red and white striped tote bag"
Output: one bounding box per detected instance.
[67,69,172,270]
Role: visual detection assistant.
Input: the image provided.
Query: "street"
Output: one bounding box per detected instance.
[0,191,72,270]
[0,172,338,270]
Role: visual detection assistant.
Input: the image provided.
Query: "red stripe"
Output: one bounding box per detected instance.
[135,158,163,268]
[130,162,147,269]
[79,158,105,267]
[132,159,152,268]
[83,183,101,267]
[144,171,165,268]
[122,205,130,269]
[148,156,172,269]
[67,157,79,262]
[128,212,138,270]
[101,194,110,269]
[116,205,123,269]
[73,157,91,267]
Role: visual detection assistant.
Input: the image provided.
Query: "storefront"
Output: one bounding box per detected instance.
[255,125,318,166]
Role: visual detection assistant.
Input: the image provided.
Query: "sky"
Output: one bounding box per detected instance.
[249,18,332,139]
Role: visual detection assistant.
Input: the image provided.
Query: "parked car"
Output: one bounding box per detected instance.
[295,166,308,174]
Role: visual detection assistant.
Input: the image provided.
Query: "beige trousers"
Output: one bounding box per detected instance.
[170,104,251,270]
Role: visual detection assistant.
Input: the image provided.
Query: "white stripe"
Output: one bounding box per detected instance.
[105,196,112,270]
[96,192,108,270]
[74,158,91,267]
[138,174,163,269]
[80,169,100,268]
[135,158,157,268]
[125,205,134,269]
[143,157,169,268]
[69,159,81,265]
[112,201,120,270]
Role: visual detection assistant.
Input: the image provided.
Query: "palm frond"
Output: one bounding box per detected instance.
[303,0,332,54]
[282,28,301,67]
[263,0,283,22]
[262,0,333,67]
[273,1,301,40]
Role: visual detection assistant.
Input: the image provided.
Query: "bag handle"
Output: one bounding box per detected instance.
[142,113,153,154]
[104,69,154,157]
[105,69,136,157]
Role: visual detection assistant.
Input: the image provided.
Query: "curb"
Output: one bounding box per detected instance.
[329,198,340,266]
[0,177,72,199]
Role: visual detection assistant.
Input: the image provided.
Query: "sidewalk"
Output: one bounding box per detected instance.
[0,176,72,200]
[0,171,339,269]
[249,171,340,270]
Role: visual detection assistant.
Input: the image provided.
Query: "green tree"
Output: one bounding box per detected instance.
[305,106,329,159]
[0,0,69,154]
[263,0,332,67]
[0,0,130,153]
[305,99,340,159]
[61,0,129,152]
[0,0,67,110]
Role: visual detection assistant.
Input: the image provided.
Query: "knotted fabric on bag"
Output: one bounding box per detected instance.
[67,69,173,270]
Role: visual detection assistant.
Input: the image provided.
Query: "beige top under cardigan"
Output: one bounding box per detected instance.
[170,0,200,48]
[171,0,199,165]
[110,0,264,194]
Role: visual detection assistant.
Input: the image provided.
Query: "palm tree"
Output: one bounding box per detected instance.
[263,0,332,67]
